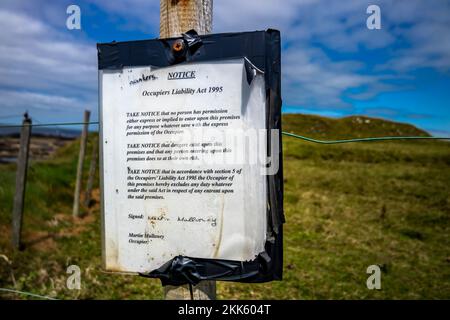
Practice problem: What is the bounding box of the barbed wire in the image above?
[282,131,450,144]
[0,121,449,143]
[0,288,58,300]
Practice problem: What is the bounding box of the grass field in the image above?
[0,114,449,299]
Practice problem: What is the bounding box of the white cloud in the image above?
[212,0,450,108]
[0,0,449,123]
[0,8,97,119]
[282,46,374,108]
[0,89,85,111]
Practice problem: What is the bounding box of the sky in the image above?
[0,0,449,136]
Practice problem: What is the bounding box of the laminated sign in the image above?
[97,30,284,285]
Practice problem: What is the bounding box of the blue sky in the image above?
[0,0,449,136]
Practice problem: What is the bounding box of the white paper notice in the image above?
[100,59,267,273]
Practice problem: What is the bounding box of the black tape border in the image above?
[97,29,284,285]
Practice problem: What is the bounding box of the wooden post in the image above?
[159,0,213,38]
[72,110,90,217]
[159,0,216,300]
[12,114,32,250]
[83,136,98,208]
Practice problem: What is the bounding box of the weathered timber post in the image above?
[159,0,216,300]
[83,135,98,208]
[72,110,90,217]
[160,0,213,38]
[12,113,32,250]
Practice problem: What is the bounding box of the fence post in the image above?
[12,113,32,250]
[83,135,98,208]
[72,110,90,217]
[159,0,216,300]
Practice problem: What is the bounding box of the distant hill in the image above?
[0,124,80,163]
[282,114,430,139]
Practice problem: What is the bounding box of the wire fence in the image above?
[282,131,450,144]
[0,288,58,300]
[1,121,449,144]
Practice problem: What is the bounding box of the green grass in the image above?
[0,115,449,299]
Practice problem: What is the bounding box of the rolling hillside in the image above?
[283,114,430,139]
[0,114,449,299]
